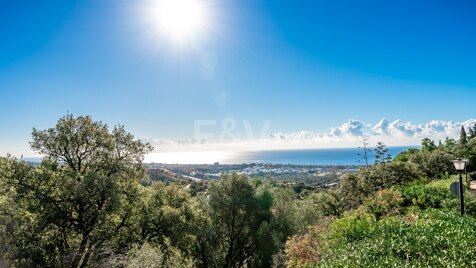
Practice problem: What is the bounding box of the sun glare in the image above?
[152,0,209,43]
[145,151,236,164]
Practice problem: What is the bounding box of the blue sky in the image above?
[1,0,475,156]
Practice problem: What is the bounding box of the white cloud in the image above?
[373,118,390,135]
[146,118,476,152]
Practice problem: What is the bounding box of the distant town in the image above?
[146,163,359,190]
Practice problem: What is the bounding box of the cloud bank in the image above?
[146,118,476,152]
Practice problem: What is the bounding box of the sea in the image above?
[144,146,417,166]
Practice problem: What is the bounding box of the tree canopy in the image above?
[1,114,153,267]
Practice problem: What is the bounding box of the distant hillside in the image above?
[147,168,194,185]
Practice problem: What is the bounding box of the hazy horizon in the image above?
[2,117,474,158]
[18,145,416,165]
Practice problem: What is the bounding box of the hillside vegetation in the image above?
[286,179,476,267]
[285,127,476,267]
[0,114,476,267]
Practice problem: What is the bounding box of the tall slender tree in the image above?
[374,142,392,165]
[374,142,392,187]
[461,126,468,146]
[358,138,371,171]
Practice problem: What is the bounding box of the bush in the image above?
[381,162,421,186]
[394,147,455,179]
[285,226,325,268]
[315,209,476,267]
[328,211,375,244]
[94,242,193,268]
[408,150,454,179]
[364,189,404,220]
[441,194,476,216]
[399,185,454,209]
[126,242,193,268]
[348,162,420,197]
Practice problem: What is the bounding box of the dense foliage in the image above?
[1,116,476,267]
[285,125,476,267]
[316,209,476,267]
[286,180,476,267]
[0,115,324,267]
[1,115,154,267]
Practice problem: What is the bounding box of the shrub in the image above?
[126,242,193,268]
[328,211,375,244]
[441,194,476,216]
[381,162,421,186]
[364,189,404,220]
[409,150,454,179]
[399,185,454,209]
[95,242,193,268]
[285,226,325,268]
[315,209,476,267]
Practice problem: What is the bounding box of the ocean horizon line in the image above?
[13,145,420,165]
[144,146,419,165]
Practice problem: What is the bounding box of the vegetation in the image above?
[284,126,476,267]
[1,115,476,267]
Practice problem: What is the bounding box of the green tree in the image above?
[460,126,468,146]
[438,139,443,149]
[444,137,457,151]
[195,173,273,268]
[0,157,15,267]
[410,150,453,179]
[393,148,420,163]
[314,189,345,217]
[125,242,193,268]
[394,142,454,179]
[374,142,391,165]
[339,173,366,208]
[1,114,153,267]
[138,182,198,257]
[374,142,392,188]
[421,138,437,152]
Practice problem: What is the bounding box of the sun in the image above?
[151,0,209,43]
